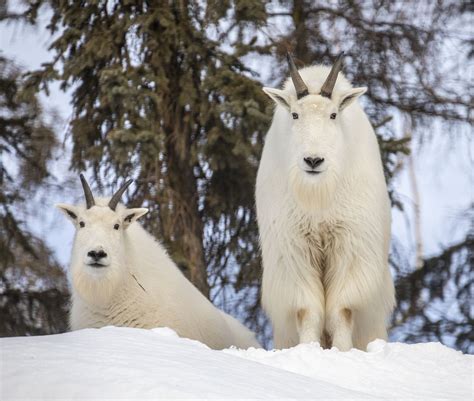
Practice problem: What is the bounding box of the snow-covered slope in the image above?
[1,327,471,400]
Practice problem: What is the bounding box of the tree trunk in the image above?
[163,141,209,297]
[404,117,424,271]
[161,29,209,296]
[142,1,209,298]
[291,0,311,63]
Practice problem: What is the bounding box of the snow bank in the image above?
[225,339,472,400]
[1,327,471,400]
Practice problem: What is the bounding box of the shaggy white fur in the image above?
[256,64,395,351]
[57,197,259,350]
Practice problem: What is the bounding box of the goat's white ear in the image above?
[55,203,79,223]
[122,208,148,228]
[338,87,367,111]
[263,87,291,110]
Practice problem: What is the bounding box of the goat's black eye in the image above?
[330,113,337,119]
[79,221,85,228]
[292,112,299,120]
[114,224,120,230]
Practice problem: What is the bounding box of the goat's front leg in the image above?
[326,307,353,351]
[295,297,324,345]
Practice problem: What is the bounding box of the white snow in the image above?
[1,327,472,400]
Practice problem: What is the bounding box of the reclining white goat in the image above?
[57,175,259,350]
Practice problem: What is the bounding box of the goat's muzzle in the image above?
[86,248,109,268]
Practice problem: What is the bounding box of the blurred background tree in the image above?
[0,0,471,352]
[0,53,68,335]
[23,0,270,300]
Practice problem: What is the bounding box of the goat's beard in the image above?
[288,165,339,212]
[70,261,125,306]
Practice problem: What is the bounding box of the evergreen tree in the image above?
[25,0,270,299]
[392,231,474,353]
[0,53,68,336]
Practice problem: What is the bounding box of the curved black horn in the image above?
[108,179,133,211]
[287,53,309,99]
[320,52,344,99]
[80,174,95,209]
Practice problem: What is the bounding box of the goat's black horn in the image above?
[108,179,133,211]
[320,52,344,98]
[287,52,309,99]
[79,174,95,209]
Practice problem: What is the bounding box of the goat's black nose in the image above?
[304,157,325,169]
[87,250,107,260]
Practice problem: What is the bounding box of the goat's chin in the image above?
[71,263,123,306]
[288,167,338,212]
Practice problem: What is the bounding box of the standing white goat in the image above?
[256,53,395,351]
[57,175,259,350]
